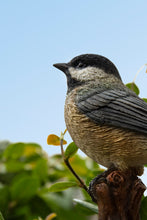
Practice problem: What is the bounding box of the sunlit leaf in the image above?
[3,142,41,159]
[126,82,140,95]
[68,155,89,176]
[23,143,42,156]
[46,213,57,220]
[47,134,67,146]
[3,143,25,159]
[64,142,78,160]
[74,199,98,214]
[48,181,78,192]
[0,212,4,220]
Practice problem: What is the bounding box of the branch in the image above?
[89,169,146,220]
[60,138,88,192]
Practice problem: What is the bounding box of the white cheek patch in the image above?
[69,66,107,81]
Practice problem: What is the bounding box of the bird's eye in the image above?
[77,62,84,68]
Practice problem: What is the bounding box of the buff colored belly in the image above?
[64,90,147,173]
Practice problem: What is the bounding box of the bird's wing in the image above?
[77,89,147,134]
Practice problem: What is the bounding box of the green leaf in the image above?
[68,154,89,177]
[3,142,41,159]
[126,82,140,95]
[5,160,24,172]
[33,158,48,182]
[3,143,25,159]
[0,185,9,213]
[23,143,42,156]
[40,192,73,210]
[0,141,11,156]
[74,199,98,214]
[142,98,147,103]
[0,212,4,220]
[64,142,78,160]
[40,193,88,220]
[11,175,40,201]
[140,196,147,220]
[48,181,78,192]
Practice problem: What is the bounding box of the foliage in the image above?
[126,82,140,95]
[47,134,67,146]
[0,141,101,220]
[140,196,147,220]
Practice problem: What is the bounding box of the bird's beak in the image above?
[53,63,68,73]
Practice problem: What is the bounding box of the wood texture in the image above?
[89,169,146,220]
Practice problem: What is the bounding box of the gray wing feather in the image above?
[77,89,147,134]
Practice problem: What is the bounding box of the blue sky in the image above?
[1,0,147,182]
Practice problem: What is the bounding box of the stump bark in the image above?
[89,169,146,220]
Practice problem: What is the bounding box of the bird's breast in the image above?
[64,88,147,170]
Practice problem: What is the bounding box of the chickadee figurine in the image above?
[53,54,147,176]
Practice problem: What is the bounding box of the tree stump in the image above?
[89,169,146,220]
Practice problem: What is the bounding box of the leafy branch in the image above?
[47,130,88,192]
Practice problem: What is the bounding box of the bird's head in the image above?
[53,54,121,92]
